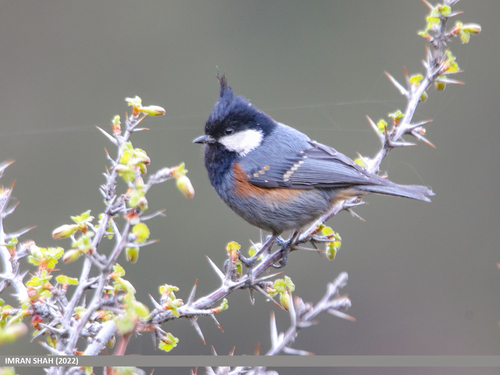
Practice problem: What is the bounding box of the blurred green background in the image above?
[0,1,498,374]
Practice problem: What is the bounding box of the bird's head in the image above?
[193,74,276,157]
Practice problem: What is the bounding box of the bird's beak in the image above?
[193,135,216,144]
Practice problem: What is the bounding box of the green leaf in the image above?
[226,241,241,253]
[112,264,126,278]
[377,119,387,134]
[132,223,150,243]
[219,298,229,312]
[460,29,470,44]
[438,5,451,17]
[283,276,295,292]
[159,332,179,352]
[409,74,423,86]
[71,210,93,224]
[388,110,404,120]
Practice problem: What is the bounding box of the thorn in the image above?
[426,46,433,65]
[435,77,464,85]
[408,119,433,130]
[206,256,225,281]
[441,69,464,75]
[248,288,255,306]
[210,314,224,333]
[448,10,464,17]
[96,126,118,145]
[366,115,379,134]
[149,294,162,310]
[39,323,66,335]
[189,317,206,345]
[270,311,278,347]
[187,279,198,305]
[229,347,236,356]
[0,160,14,176]
[282,347,314,356]
[388,139,417,148]
[6,226,36,240]
[39,341,65,355]
[421,0,434,9]
[327,308,357,322]
[384,72,409,97]
[411,130,436,148]
[254,272,283,283]
[366,116,385,145]
[403,66,410,87]
[140,209,167,221]
[132,127,150,132]
[253,285,283,309]
[254,342,261,355]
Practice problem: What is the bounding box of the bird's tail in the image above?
[357,183,434,202]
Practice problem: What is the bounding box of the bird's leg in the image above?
[273,230,300,268]
[238,234,277,269]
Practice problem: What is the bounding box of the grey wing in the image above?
[248,140,381,189]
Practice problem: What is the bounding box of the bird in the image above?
[194,74,433,264]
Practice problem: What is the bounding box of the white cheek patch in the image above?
[219,129,263,156]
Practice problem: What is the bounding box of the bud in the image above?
[31,315,43,329]
[63,249,81,263]
[132,223,150,243]
[125,96,143,115]
[280,292,291,311]
[124,209,141,225]
[134,301,150,318]
[176,175,195,198]
[1,323,28,343]
[116,277,136,295]
[463,23,482,34]
[326,244,337,260]
[435,81,446,91]
[419,91,428,103]
[116,164,136,183]
[52,224,79,239]
[132,149,150,165]
[29,244,42,259]
[126,247,140,263]
[106,335,116,349]
[111,115,121,136]
[136,197,148,211]
[135,176,145,189]
[141,105,166,117]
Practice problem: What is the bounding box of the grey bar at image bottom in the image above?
[2,356,500,368]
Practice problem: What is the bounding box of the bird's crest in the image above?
[216,71,229,98]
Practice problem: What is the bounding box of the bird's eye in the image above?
[225,128,234,135]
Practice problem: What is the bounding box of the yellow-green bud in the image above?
[141,105,166,117]
[62,249,81,263]
[420,91,428,103]
[134,301,150,318]
[463,23,482,34]
[280,292,291,311]
[116,277,136,295]
[435,81,446,91]
[106,335,116,349]
[126,247,140,263]
[1,323,28,343]
[176,175,195,198]
[52,224,79,239]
